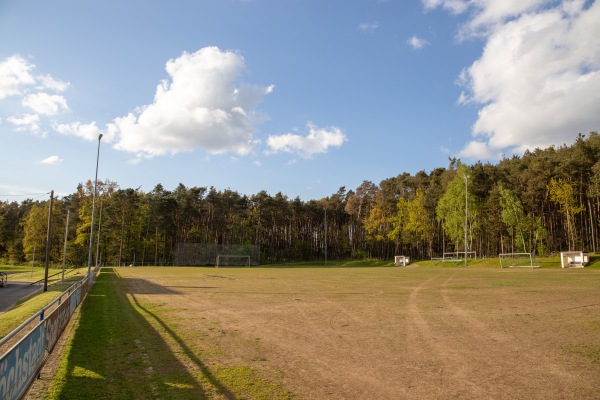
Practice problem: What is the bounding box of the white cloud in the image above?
[0,55,69,100]
[1,55,71,137]
[7,114,41,135]
[39,155,63,165]
[422,0,469,14]
[36,74,70,92]
[52,121,102,141]
[109,46,272,157]
[22,92,69,115]
[359,22,379,32]
[407,35,429,49]
[0,55,35,99]
[266,123,347,158]
[462,0,548,39]
[457,140,501,159]
[428,1,600,160]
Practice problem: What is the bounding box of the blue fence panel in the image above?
[0,323,46,400]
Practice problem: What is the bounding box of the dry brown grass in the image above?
[92,266,600,399]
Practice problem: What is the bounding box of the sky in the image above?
[1,0,599,203]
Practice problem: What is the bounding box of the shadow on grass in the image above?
[130,294,236,399]
[48,267,234,400]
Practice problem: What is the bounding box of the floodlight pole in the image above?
[87,134,103,276]
[96,199,103,267]
[464,174,469,267]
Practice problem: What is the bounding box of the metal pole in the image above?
[44,190,54,292]
[61,209,70,284]
[96,199,103,267]
[464,175,469,267]
[87,134,103,276]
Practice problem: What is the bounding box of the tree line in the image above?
[1,132,599,266]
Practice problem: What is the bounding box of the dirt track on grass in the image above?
[118,267,600,399]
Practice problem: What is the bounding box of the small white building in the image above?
[560,251,589,268]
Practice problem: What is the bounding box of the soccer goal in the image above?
[499,253,540,269]
[215,255,251,268]
[394,255,410,266]
[442,251,476,261]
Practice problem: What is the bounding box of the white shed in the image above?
[560,251,589,268]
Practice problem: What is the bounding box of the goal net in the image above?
[394,255,410,266]
[499,253,539,269]
[216,255,251,268]
[442,251,476,261]
[174,244,260,266]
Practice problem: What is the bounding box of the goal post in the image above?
[394,255,410,266]
[442,251,476,261]
[215,255,251,268]
[499,252,539,269]
[174,244,260,266]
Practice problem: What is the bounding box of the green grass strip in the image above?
[0,283,76,338]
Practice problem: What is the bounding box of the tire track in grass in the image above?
[404,273,490,399]
[277,278,370,397]
[438,274,594,399]
[269,275,408,399]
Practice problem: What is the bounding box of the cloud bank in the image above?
[426,0,600,160]
[102,47,273,158]
[1,48,347,161]
[51,47,346,160]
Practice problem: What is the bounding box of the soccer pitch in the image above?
[45,266,600,399]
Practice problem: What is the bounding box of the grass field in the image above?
[0,266,88,339]
[38,264,600,399]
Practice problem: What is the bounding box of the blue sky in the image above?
[1,0,599,202]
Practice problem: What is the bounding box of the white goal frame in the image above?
[215,255,251,268]
[442,251,476,261]
[394,255,410,266]
[499,252,539,269]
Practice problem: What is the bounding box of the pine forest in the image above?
[1,132,599,267]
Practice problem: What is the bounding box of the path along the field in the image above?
[0,281,42,313]
[49,266,600,399]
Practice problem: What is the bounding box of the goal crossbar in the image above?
[499,253,540,269]
[215,255,251,268]
[394,255,410,266]
[442,251,476,261]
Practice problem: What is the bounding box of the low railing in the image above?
[0,266,101,400]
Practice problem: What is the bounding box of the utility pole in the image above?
[61,209,70,284]
[44,190,54,292]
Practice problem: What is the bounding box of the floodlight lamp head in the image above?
[98,133,103,141]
